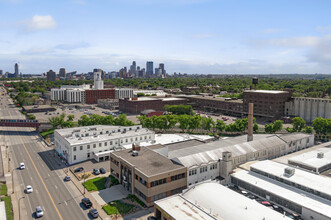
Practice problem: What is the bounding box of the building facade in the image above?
[243,90,292,118]
[85,89,115,104]
[97,99,119,110]
[54,125,155,164]
[115,88,134,99]
[47,70,56,81]
[285,97,331,122]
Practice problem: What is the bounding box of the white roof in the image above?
[140,134,213,147]
[288,144,331,170]
[244,90,289,94]
[155,182,291,220]
[232,170,331,218]
[250,160,331,199]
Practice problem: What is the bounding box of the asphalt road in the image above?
[0,90,92,220]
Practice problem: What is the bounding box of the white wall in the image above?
[188,162,219,186]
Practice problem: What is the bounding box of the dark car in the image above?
[74,167,84,173]
[272,205,284,212]
[81,198,92,208]
[99,168,106,174]
[93,168,100,175]
[64,176,71,181]
[147,217,157,220]
[89,209,99,218]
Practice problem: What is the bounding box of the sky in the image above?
[1,0,331,75]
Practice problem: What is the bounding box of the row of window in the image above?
[151,178,166,187]
[171,173,185,181]
[189,164,218,176]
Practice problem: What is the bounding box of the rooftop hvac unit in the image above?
[284,167,295,177]
[132,151,138,157]
[317,152,324,159]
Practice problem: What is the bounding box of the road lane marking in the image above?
[55,185,58,189]
[48,173,50,177]
[15,128,64,220]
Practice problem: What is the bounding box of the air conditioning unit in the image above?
[132,151,138,157]
[284,167,295,177]
[317,152,324,159]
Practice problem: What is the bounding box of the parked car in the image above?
[93,168,100,175]
[261,201,272,206]
[81,198,92,208]
[272,205,284,212]
[35,206,44,218]
[64,176,71,181]
[89,209,99,218]
[99,168,106,174]
[26,185,33,193]
[74,167,84,173]
[20,162,25,170]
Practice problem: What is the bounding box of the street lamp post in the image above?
[19,196,25,220]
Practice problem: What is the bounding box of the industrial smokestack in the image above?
[247,103,254,142]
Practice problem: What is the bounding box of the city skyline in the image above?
[1,0,331,74]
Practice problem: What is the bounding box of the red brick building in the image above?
[85,89,115,104]
[243,90,292,119]
[119,97,187,114]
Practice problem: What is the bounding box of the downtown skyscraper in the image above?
[146,61,153,76]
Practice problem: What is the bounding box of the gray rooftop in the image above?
[112,146,185,177]
[244,89,289,94]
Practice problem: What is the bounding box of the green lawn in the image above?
[82,177,106,191]
[1,196,13,220]
[127,194,146,208]
[40,129,54,138]
[109,175,119,186]
[0,183,7,196]
[102,201,134,215]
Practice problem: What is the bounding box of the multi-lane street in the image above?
[0,88,92,220]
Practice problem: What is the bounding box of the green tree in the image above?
[216,119,226,132]
[67,115,75,121]
[177,115,190,132]
[291,117,306,132]
[201,117,215,133]
[187,115,202,133]
[312,117,331,135]
[302,126,313,134]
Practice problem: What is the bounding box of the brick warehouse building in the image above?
[119,97,187,114]
[85,89,115,104]
[243,90,292,119]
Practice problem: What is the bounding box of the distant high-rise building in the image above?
[47,70,56,81]
[159,63,165,74]
[130,61,137,77]
[146,61,153,76]
[94,72,104,89]
[0,70,3,78]
[14,63,19,78]
[59,68,66,78]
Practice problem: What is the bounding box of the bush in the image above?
[40,129,54,138]
[27,114,36,120]
[102,201,134,215]
[82,177,106,191]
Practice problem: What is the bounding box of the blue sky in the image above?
[1,0,331,74]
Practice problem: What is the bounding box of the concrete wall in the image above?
[187,162,219,185]
[291,98,331,122]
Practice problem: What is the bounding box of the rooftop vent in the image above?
[317,152,324,159]
[284,167,295,177]
[132,151,139,157]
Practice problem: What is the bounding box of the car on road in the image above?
[35,206,44,218]
[74,167,84,173]
[20,162,25,170]
[81,198,92,208]
[26,185,33,193]
[93,168,100,175]
[99,168,106,174]
[89,209,99,218]
[64,176,71,181]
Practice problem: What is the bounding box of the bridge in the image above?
[0,119,41,128]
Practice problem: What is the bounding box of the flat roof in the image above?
[112,147,185,177]
[232,170,331,218]
[244,89,289,94]
[185,95,243,103]
[288,143,331,170]
[23,105,55,110]
[155,182,291,220]
[250,160,331,199]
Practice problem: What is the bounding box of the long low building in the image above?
[54,125,155,164]
[232,161,331,220]
[154,182,292,220]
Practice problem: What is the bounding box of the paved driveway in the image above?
[91,185,129,206]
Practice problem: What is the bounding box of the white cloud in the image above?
[24,15,57,31]
[261,28,286,34]
[316,25,331,33]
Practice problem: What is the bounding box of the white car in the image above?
[35,206,44,218]
[26,185,33,193]
[20,163,25,170]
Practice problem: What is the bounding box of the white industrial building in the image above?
[54,125,155,164]
[154,181,292,220]
[232,160,331,220]
[93,72,104,89]
[51,84,90,103]
[285,97,331,122]
[151,133,314,185]
[115,88,134,99]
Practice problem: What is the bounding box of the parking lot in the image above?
[69,159,110,179]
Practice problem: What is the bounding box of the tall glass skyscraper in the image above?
[14,63,19,78]
[146,61,153,76]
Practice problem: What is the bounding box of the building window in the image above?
[99,143,102,147]
[87,145,90,149]
[210,164,218,170]
[189,169,197,176]
[73,155,76,160]
[200,166,207,173]
[93,144,96,148]
[151,178,167,187]
[171,173,185,181]
[73,147,77,151]
[110,141,113,145]
[105,142,107,146]
[126,139,128,143]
